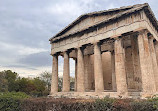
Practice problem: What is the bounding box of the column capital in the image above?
[154,40,158,45]
[76,45,86,51]
[92,40,101,46]
[148,34,154,40]
[63,50,70,55]
[137,29,149,35]
[113,36,122,41]
[51,52,60,57]
[110,50,115,54]
[93,41,100,45]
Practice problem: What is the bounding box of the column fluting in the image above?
[94,42,104,92]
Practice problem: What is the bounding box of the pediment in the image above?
[61,11,126,37]
[50,3,158,42]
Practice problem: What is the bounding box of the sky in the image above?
[0,0,158,77]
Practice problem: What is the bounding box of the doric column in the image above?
[137,30,156,93]
[94,42,104,92]
[62,51,70,92]
[50,54,58,94]
[131,35,142,91]
[154,41,158,68]
[77,47,85,92]
[111,51,116,91]
[149,36,158,91]
[84,55,92,91]
[74,58,77,91]
[114,37,128,95]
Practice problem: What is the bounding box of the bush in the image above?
[0,92,30,111]
[2,94,158,111]
[93,97,115,111]
[131,101,157,111]
[113,99,132,111]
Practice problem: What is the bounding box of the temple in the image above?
[49,3,158,98]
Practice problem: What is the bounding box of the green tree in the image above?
[15,77,35,94]
[0,70,18,92]
[4,70,18,92]
[32,77,46,97]
[40,71,52,91]
[0,71,8,92]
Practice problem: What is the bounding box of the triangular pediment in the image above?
[50,3,158,42]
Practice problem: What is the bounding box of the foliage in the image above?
[0,92,29,111]
[40,71,52,91]
[31,77,46,97]
[0,70,48,97]
[0,70,18,92]
[4,70,18,92]
[131,100,157,111]
[58,77,63,92]
[93,97,116,111]
[22,97,158,111]
[3,95,158,111]
[0,70,76,97]
[113,99,132,111]
[0,72,8,92]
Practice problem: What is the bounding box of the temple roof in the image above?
[49,3,158,42]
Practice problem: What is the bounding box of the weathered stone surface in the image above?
[149,36,158,91]
[138,30,156,93]
[50,3,158,98]
[62,52,70,92]
[74,59,77,91]
[102,52,112,90]
[94,42,104,92]
[111,51,116,91]
[125,46,135,89]
[155,41,158,65]
[50,55,58,94]
[114,38,128,96]
[131,35,142,91]
[77,48,85,92]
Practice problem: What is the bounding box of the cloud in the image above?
[18,51,52,67]
[0,0,157,77]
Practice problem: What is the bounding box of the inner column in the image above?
[114,37,128,96]
[62,51,70,92]
[102,52,112,90]
[77,47,85,92]
[94,42,104,92]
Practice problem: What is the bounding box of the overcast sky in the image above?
[0,0,157,77]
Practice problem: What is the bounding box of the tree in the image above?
[0,70,18,92]
[15,77,35,94]
[40,71,52,91]
[0,71,8,92]
[32,77,46,97]
[4,70,18,92]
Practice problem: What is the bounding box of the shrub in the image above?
[113,99,132,111]
[130,100,157,111]
[92,97,115,111]
[0,92,29,111]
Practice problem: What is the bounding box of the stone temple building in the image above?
[49,3,158,98]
